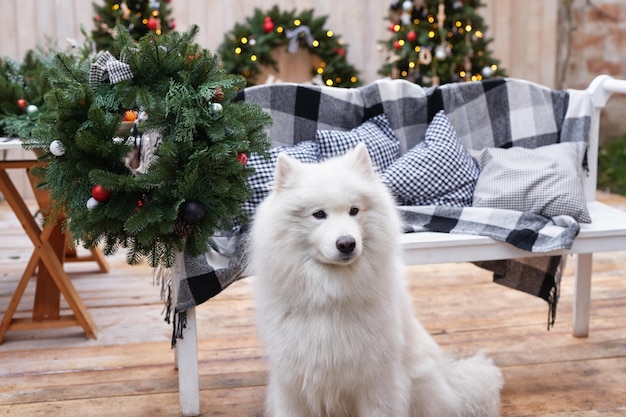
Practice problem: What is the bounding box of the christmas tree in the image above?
[24,26,272,268]
[91,0,176,52]
[379,0,505,86]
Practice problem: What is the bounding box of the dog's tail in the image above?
[443,351,504,417]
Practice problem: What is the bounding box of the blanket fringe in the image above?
[171,310,187,348]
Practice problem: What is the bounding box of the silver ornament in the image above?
[210,102,223,113]
[49,140,65,156]
[26,104,39,116]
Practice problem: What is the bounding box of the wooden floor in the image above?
[1,195,625,417]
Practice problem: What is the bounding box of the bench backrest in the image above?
[239,76,624,205]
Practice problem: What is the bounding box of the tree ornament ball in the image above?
[210,102,223,113]
[86,197,99,210]
[17,99,27,109]
[406,30,417,43]
[394,40,402,50]
[435,47,447,60]
[49,140,65,156]
[181,199,207,224]
[481,66,494,77]
[147,16,159,30]
[263,16,275,33]
[402,0,413,11]
[236,152,248,165]
[91,185,112,203]
[26,104,39,116]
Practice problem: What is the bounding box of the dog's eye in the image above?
[349,207,359,216]
[312,210,327,219]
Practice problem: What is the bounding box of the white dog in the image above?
[249,143,503,417]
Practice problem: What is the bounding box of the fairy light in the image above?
[241,37,248,44]
[491,64,498,71]
[465,24,472,32]
[152,10,159,17]
[393,24,400,32]
[294,19,301,26]
[428,31,435,38]
[234,47,242,55]
[112,3,120,10]
[250,55,257,62]
[428,15,435,23]
[456,21,462,27]
[326,79,334,86]
[409,61,416,68]
[317,67,324,74]
[312,40,319,47]
[277,26,284,34]
[460,70,466,77]
[398,39,405,47]
[475,30,483,38]
[326,30,334,38]
[414,46,421,52]
[350,76,358,83]
[401,70,408,77]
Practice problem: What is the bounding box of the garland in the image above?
[24,26,272,268]
[218,6,361,88]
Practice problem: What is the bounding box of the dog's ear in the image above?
[349,143,375,178]
[274,152,300,191]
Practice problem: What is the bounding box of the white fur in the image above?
[249,143,503,417]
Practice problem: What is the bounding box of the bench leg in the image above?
[174,252,201,416]
[572,253,592,337]
[175,307,201,416]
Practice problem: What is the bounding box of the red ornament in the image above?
[17,99,27,109]
[389,23,397,32]
[333,47,346,57]
[263,16,275,33]
[168,20,176,30]
[147,16,159,31]
[394,40,402,50]
[237,152,248,165]
[91,185,112,203]
[407,31,417,43]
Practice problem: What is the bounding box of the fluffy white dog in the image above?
[249,143,503,417]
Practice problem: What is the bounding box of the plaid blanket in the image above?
[167,78,593,342]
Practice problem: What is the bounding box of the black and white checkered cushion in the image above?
[472,141,591,223]
[382,110,479,207]
[316,114,399,171]
[242,140,319,216]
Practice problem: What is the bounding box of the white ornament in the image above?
[113,136,125,144]
[86,197,99,210]
[49,140,65,156]
[435,47,447,60]
[402,0,413,11]
[481,66,494,77]
[210,102,223,113]
[26,104,39,115]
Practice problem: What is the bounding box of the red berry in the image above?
[17,99,27,109]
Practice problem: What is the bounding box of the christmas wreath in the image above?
[24,26,272,268]
[218,6,361,88]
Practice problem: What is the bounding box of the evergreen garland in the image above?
[378,0,505,86]
[218,6,361,88]
[24,26,272,268]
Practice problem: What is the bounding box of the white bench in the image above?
[172,75,626,416]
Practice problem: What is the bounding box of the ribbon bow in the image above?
[89,51,134,85]
[285,26,314,54]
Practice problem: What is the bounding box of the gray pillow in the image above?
[316,113,399,172]
[381,110,479,207]
[472,142,592,223]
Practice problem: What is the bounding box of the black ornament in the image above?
[180,199,206,224]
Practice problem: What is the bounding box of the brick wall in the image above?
[565,0,626,142]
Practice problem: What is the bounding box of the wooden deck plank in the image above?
[1,196,626,416]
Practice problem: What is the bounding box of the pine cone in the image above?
[214,86,224,103]
[174,218,195,236]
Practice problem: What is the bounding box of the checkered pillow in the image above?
[472,142,591,223]
[242,141,319,216]
[382,110,479,207]
[316,113,399,171]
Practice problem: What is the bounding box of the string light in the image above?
[241,37,248,44]
[326,30,334,38]
[312,40,320,47]
[294,19,301,26]
[250,55,257,62]
[234,47,242,55]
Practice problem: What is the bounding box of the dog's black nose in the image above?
[336,236,356,254]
